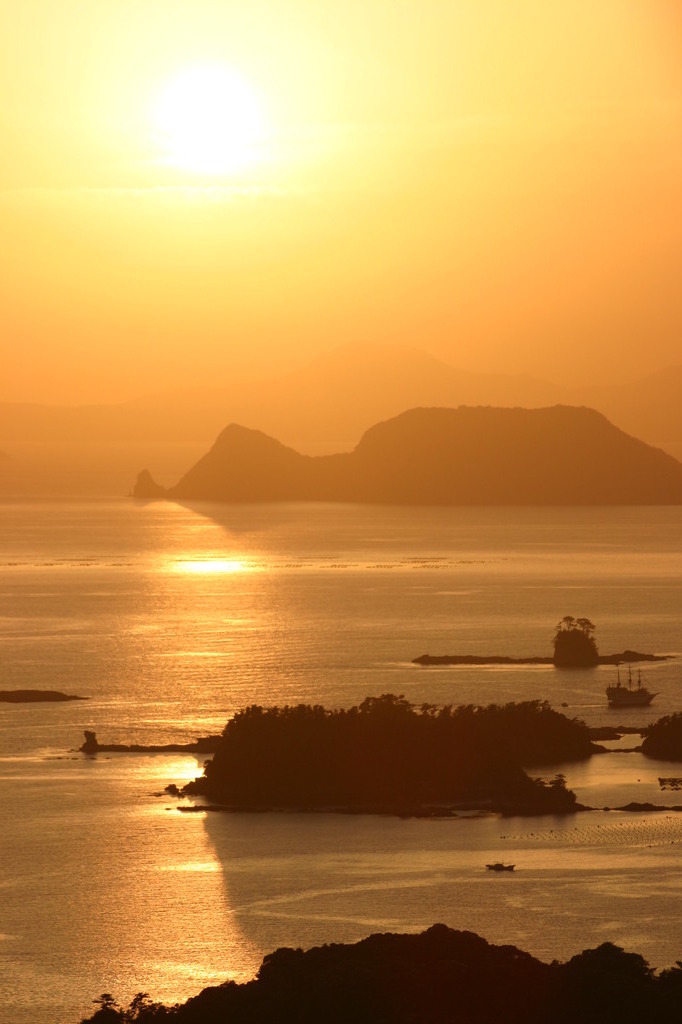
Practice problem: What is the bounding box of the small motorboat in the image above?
[485,862,515,872]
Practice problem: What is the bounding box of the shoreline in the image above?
[170,798,682,818]
[171,799,591,818]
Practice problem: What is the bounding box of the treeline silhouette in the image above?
[182,696,594,813]
[80,924,682,1023]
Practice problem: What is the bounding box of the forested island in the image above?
[176,696,596,816]
[414,616,670,668]
[642,714,682,761]
[413,651,667,666]
[77,694,682,813]
[79,923,682,1024]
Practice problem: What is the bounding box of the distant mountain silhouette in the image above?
[0,343,566,448]
[4,343,682,458]
[578,365,682,452]
[135,406,682,505]
[247,342,568,446]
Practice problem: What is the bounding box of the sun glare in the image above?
[152,64,267,175]
[174,559,249,575]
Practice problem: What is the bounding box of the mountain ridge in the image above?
[3,342,681,453]
[134,405,682,505]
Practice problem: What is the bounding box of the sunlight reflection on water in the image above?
[194,803,682,977]
[172,558,255,574]
[1,500,681,1022]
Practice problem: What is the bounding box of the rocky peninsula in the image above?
[78,730,221,755]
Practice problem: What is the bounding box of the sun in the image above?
[151,64,267,175]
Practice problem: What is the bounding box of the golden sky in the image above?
[1,1,681,403]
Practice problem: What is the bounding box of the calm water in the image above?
[1,499,681,1023]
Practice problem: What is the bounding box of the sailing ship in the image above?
[606,666,657,708]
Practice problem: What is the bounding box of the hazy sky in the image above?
[1,0,680,404]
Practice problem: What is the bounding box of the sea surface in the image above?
[1,498,681,1024]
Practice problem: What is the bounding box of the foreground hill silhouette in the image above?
[134,405,682,504]
[79,924,682,1024]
